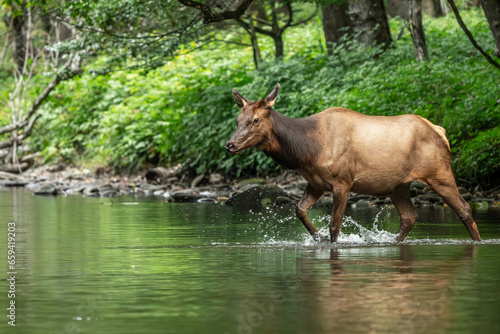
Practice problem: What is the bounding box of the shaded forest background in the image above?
[0,0,499,187]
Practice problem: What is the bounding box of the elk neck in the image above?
[259,109,320,169]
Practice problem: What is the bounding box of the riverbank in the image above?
[0,164,499,211]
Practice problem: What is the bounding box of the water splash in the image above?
[244,207,500,249]
[254,207,399,248]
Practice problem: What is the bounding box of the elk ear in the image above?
[232,90,251,109]
[265,83,280,108]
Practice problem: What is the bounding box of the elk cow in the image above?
[225,84,481,242]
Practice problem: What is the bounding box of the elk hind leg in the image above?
[425,175,481,241]
[391,184,419,242]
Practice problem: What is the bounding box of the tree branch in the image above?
[177,0,254,24]
[446,0,500,71]
[289,6,318,27]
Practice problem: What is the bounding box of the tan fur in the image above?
[226,85,481,242]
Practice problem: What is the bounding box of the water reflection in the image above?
[300,245,479,333]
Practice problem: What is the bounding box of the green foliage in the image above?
[25,9,500,184]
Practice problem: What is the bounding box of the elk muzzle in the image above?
[225,141,239,154]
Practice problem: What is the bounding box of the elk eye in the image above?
[253,118,259,124]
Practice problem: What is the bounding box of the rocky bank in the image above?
[0,164,499,211]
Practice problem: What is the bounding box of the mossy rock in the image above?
[225,185,288,210]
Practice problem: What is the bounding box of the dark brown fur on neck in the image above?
[259,110,319,169]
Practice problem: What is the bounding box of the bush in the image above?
[27,9,500,185]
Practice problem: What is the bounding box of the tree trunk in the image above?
[422,0,448,17]
[481,0,500,57]
[322,1,353,54]
[12,9,26,73]
[467,0,481,8]
[410,0,429,61]
[249,19,263,68]
[274,35,284,58]
[350,0,392,52]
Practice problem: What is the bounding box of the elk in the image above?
[225,83,481,243]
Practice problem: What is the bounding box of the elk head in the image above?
[225,83,280,155]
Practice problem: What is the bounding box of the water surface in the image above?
[1,188,499,334]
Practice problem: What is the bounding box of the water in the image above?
[0,188,499,334]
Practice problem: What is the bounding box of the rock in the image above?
[153,189,165,196]
[275,196,296,207]
[135,188,153,196]
[94,165,110,178]
[352,199,370,208]
[83,185,100,197]
[209,173,224,185]
[462,193,472,201]
[48,164,65,172]
[25,182,39,190]
[145,167,171,183]
[100,189,118,197]
[197,197,217,203]
[236,184,259,192]
[1,180,29,187]
[199,190,217,198]
[72,185,87,193]
[418,194,443,204]
[170,189,200,202]
[225,185,288,210]
[141,184,166,191]
[373,198,388,205]
[457,186,469,195]
[234,178,267,189]
[166,177,179,184]
[411,182,426,190]
[34,184,58,196]
[295,180,308,191]
[191,174,205,188]
[0,171,21,181]
[410,188,425,198]
[348,194,372,203]
[163,191,172,201]
[315,197,332,209]
[474,191,485,198]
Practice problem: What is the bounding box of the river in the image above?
[0,188,499,333]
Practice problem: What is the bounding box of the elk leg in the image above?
[330,184,350,242]
[390,184,419,242]
[296,184,324,241]
[425,176,481,241]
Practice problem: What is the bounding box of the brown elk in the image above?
[225,83,481,243]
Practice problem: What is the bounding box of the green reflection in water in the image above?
[0,188,499,334]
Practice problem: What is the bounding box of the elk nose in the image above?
[225,142,235,153]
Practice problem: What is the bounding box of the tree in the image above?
[409,0,429,61]
[0,2,82,171]
[481,0,500,57]
[422,0,448,17]
[446,0,500,70]
[387,0,428,61]
[350,0,392,53]
[321,0,353,54]
[236,0,318,60]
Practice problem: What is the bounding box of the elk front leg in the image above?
[296,184,324,241]
[391,184,419,242]
[330,184,350,242]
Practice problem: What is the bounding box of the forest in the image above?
[0,0,499,187]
